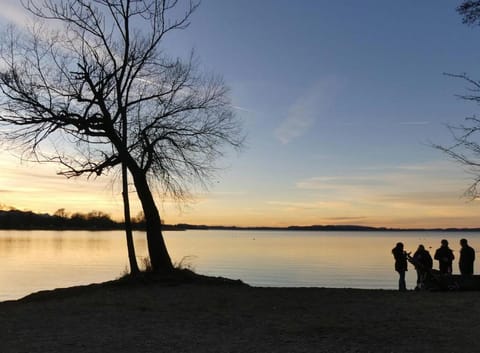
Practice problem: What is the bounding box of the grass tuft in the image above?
[173,255,197,272]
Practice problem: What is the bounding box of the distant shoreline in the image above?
[173,224,480,232]
[2,208,480,232]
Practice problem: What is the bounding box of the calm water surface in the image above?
[1,229,479,301]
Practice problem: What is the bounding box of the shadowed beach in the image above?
[1,277,479,353]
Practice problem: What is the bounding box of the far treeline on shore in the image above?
[1,208,480,232]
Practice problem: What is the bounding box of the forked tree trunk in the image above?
[130,167,174,273]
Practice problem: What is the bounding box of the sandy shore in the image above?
[0,275,479,353]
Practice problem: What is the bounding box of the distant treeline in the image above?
[1,207,480,232]
[0,208,181,231]
[174,224,382,231]
[175,224,480,232]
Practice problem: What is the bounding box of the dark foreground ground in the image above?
[0,275,479,353]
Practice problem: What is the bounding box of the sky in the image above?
[1,1,480,228]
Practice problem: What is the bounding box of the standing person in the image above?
[434,239,455,274]
[392,242,408,291]
[459,238,475,275]
[412,244,433,288]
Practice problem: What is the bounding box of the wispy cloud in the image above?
[376,191,463,207]
[292,160,469,205]
[324,216,367,222]
[296,176,388,190]
[352,160,466,176]
[0,2,29,26]
[274,77,343,144]
[232,105,255,114]
[398,121,430,126]
[266,200,350,211]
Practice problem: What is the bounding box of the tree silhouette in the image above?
[434,2,480,198]
[458,1,480,25]
[0,0,243,272]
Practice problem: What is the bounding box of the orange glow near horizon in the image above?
[3,2,480,231]
[0,152,480,229]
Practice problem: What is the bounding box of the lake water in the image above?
[1,229,479,301]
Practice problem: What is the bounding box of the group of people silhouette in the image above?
[392,239,476,291]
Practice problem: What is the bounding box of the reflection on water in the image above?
[0,230,149,301]
[0,230,479,301]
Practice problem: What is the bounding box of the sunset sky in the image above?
[1,1,480,228]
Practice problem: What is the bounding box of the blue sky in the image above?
[1,1,480,228]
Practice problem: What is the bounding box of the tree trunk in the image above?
[122,161,140,274]
[130,167,174,273]
[121,110,140,274]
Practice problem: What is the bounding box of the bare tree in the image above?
[458,1,480,25]
[434,2,480,199]
[434,73,480,198]
[0,0,243,273]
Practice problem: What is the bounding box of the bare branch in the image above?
[1,0,243,198]
[0,0,243,271]
[435,73,480,199]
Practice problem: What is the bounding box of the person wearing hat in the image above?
[434,239,455,274]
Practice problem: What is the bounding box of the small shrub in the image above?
[141,257,153,272]
[173,255,197,272]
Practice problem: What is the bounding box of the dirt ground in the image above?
[0,278,479,353]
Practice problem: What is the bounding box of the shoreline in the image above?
[1,275,480,352]
[3,207,480,232]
